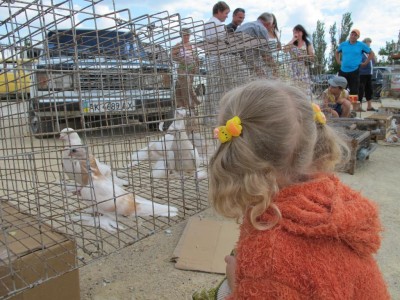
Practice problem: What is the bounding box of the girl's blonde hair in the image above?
[209,80,349,230]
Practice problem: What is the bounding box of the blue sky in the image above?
[1,0,399,59]
[118,0,400,56]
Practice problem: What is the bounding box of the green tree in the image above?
[378,40,396,65]
[328,22,338,73]
[328,12,353,73]
[312,20,327,74]
[339,12,353,43]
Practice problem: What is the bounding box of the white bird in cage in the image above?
[60,128,129,192]
[68,146,178,232]
[127,108,207,179]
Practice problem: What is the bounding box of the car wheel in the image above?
[138,114,161,131]
[28,112,55,138]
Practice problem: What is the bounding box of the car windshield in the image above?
[313,74,334,82]
[373,68,391,80]
[47,29,148,59]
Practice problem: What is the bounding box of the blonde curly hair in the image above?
[208,80,349,230]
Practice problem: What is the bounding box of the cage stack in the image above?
[0,0,324,298]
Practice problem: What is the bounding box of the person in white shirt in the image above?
[202,1,231,127]
[203,1,230,41]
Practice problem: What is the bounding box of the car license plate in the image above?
[83,100,136,113]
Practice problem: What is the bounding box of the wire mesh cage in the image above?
[0,1,326,298]
[195,23,322,120]
[377,67,400,99]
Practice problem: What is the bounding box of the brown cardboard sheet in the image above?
[172,216,240,274]
[0,202,80,300]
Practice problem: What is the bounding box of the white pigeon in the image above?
[188,131,217,165]
[127,108,206,179]
[127,132,176,177]
[69,147,179,232]
[60,128,129,191]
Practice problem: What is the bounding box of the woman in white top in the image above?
[266,13,282,77]
[172,28,200,108]
[268,13,281,50]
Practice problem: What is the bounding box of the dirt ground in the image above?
[1,99,398,299]
[79,107,400,300]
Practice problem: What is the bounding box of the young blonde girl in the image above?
[208,80,389,299]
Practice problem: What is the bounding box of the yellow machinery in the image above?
[0,58,31,99]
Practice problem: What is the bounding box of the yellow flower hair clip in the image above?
[213,116,242,143]
[312,103,326,125]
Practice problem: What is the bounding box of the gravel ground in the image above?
[79,140,400,300]
[2,100,398,299]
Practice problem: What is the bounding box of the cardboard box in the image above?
[172,216,240,274]
[0,202,80,300]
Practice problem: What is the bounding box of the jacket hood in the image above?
[263,174,382,256]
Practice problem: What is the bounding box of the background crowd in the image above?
[173,1,377,120]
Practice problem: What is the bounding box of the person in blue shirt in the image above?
[335,29,373,112]
[236,12,274,76]
[236,12,272,43]
[358,37,377,111]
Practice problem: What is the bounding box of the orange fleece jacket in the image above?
[229,174,390,299]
